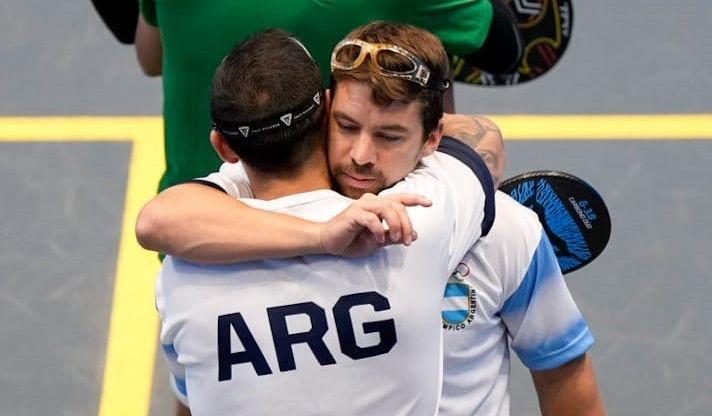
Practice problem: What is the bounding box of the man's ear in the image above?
[324,89,332,111]
[323,89,332,125]
[419,118,444,158]
[210,130,240,163]
[321,89,333,139]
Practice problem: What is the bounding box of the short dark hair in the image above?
[210,29,324,175]
[332,22,449,137]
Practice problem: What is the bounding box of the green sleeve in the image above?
[139,0,158,27]
[414,0,494,54]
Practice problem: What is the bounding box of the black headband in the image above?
[213,91,321,139]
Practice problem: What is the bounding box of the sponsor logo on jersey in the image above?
[441,263,477,331]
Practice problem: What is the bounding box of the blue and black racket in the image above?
[499,170,611,274]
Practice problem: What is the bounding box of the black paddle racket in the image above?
[452,0,573,86]
[499,170,611,274]
[90,0,138,44]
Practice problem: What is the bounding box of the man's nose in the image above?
[349,133,376,166]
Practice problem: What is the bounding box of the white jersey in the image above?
[438,192,595,416]
[157,150,492,416]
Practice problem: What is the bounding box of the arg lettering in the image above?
[217,291,396,380]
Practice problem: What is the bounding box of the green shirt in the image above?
[140,0,493,191]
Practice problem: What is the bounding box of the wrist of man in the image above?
[308,221,330,255]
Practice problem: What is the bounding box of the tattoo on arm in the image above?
[470,115,500,141]
[476,148,501,186]
[444,116,498,146]
[444,115,504,186]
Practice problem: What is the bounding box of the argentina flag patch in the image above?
[442,263,477,331]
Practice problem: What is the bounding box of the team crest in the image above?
[441,263,477,331]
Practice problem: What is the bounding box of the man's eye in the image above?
[377,133,401,141]
[339,124,358,132]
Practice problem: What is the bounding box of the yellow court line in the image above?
[0,116,161,141]
[0,116,165,416]
[0,113,711,416]
[96,127,165,416]
[1,114,711,142]
[487,114,712,140]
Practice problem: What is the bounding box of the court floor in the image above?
[1,115,711,415]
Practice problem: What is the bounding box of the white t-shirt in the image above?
[157,151,489,416]
[438,192,595,416]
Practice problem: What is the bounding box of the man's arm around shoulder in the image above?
[136,183,427,263]
[136,183,324,263]
[442,113,506,187]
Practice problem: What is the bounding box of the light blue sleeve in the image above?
[500,233,595,370]
[156,260,189,406]
[161,342,189,406]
